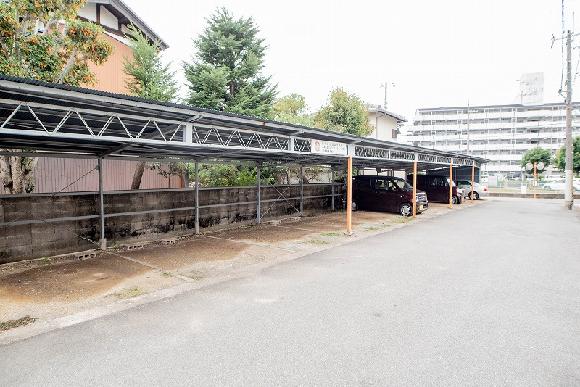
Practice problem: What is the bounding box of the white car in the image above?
[543,181,565,191]
[456,180,489,200]
[543,180,580,192]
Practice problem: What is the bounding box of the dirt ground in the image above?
[0,199,483,329]
[0,256,147,303]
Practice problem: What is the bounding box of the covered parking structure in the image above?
[0,75,486,254]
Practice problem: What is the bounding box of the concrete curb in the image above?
[489,192,580,199]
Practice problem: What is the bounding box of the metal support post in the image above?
[194,161,200,234]
[97,157,106,250]
[257,163,261,224]
[288,136,295,152]
[299,165,304,215]
[346,156,353,235]
[412,153,418,217]
[449,158,453,209]
[183,123,193,144]
[331,167,335,211]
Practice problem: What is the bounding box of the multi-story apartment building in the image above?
[407,102,580,177]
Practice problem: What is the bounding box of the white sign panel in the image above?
[310,139,348,156]
[519,72,544,105]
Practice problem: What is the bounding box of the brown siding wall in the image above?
[86,34,133,94]
[21,158,183,194]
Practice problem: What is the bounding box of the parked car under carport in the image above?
[407,174,461,204]
[352,175,428,216]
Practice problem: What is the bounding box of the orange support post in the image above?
[533,162,537,199]
[346,156,353,235]
[471,161,475,201]
[412,153,418,217]
[449,158,453,209]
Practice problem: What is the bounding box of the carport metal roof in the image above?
[0,75,486,170]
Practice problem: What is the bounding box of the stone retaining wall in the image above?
[0,184,343,263]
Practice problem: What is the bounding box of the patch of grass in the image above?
[393,217,412,224]
[364,225,383,231]
[162,271,172,278]
[0,316,37,332]
[39,257,52,265]
[320,232,341,237]
[305,239,330,245]
[115,287,144,299]
[186,270,205,281]
[364,223,393,231]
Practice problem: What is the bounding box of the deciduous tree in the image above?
[0,0,112,193]
[554,136,580,174]
[272,94,314,126]
[314,88,373,137]
[520,147,551,171]
[0,0,111,86]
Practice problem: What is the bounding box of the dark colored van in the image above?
[353,175,428,216]
[407,174,460,204]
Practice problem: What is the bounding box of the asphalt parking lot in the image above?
[1,198,578,385]
[0,204,460,328]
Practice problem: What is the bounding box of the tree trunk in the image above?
[182,170,189,188]
[56,48,78,84]
[0,151,38,194]
[0,154,11,194]
[131,161,146,190]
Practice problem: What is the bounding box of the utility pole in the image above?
[564,29,574,210]
[380,82,393,109]
[384,82,388,108]
[375,104,380,140]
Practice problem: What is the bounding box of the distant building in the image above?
[78,0,168,94]
[367,105,406,141]
[360,106,407,177]
[407,102,580,177]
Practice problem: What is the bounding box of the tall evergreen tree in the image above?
[184,8,277,118]
[123,25,178,189]
[123,25,177,103]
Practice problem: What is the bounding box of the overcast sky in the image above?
[124,0,580,122]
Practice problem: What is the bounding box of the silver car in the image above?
[456,180,488,200]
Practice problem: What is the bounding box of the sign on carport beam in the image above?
[310,139,348,156]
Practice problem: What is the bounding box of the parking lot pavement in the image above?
[1,206,464,329]
[1,198,578,385]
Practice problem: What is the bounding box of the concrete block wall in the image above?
[0,184,343,263]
